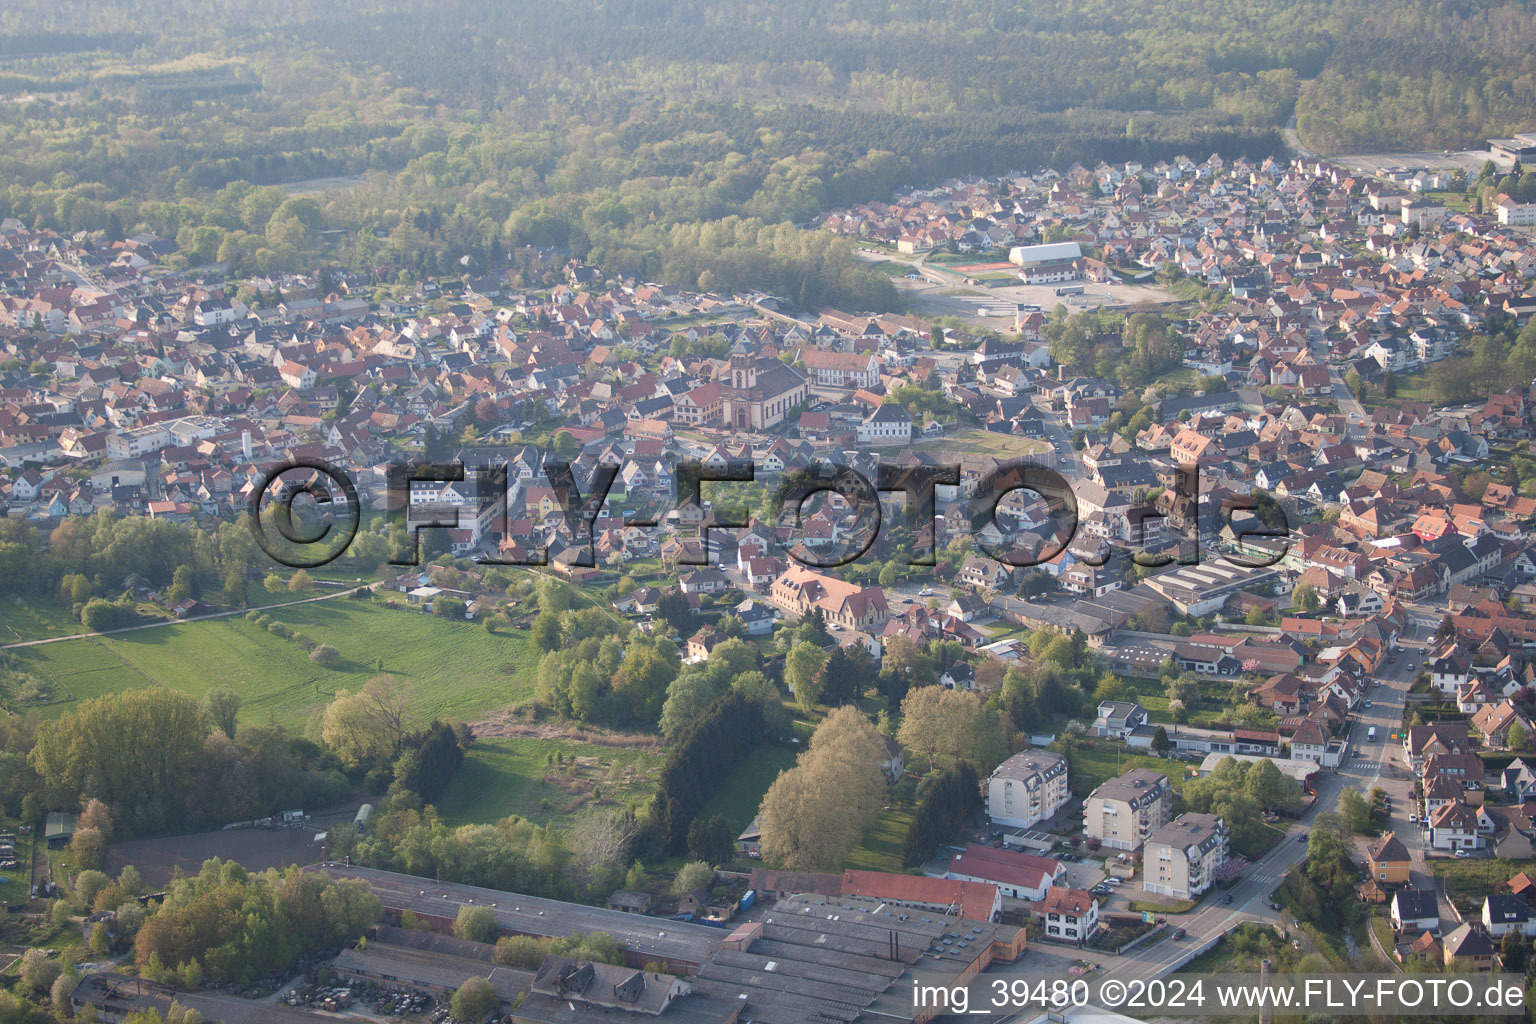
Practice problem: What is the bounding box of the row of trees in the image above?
[133,860,381,985]
[640,690,767,858]
[758,707,888,871]
[332,794,636,902]
[23,679,468,836]
[901,764,984,868]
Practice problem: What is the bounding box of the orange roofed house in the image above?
[769,565,891,631]
[1039,887,1100,946]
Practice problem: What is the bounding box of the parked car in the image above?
[1455,849,1470,858]
[1297,832,1308,843]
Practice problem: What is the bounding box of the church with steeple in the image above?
[720,353,809,431]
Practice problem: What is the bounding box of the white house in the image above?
[1040,887,1099,945]
[1482,894,1536,938]
[857,403,913,446]
[1390,889,1440,934]
[944,844,1065,902]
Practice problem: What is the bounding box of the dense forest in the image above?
[0,0,1527,304]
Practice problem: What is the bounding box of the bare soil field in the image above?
[107,826,327,887]
[468,711,665,749]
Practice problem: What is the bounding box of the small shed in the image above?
[736,818,763,858]
[46,811,76,849]
[607,890,653,914]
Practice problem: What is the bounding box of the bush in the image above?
[450,976,497,1022]
[672,860,714,898]
[80,596,139,632]
[454,904,499,943]
[494,935,547,969]
[19,949,60,994]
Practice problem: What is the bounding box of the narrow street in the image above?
[1330,366,1367,424]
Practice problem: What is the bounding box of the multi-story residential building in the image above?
[986,750,1070,829]
[767,565,891,631]
[1143,813,1228,900]
[1083,768,1172,852]
[1427,800,1489,852]
[1495,193,1536,227]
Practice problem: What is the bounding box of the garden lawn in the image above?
[1233,821,1288,862]
[845,808,915,873]
[695,743,798,839]
[1432,856,1536,912]
[13,599,539,729]
[433,735,664,827]
[1062,742,1194,798]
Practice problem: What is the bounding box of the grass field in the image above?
[1360,368,1437,408]
[0,597,90,644]
[696,744,798,839]
[11,599,540,729]
[1432,855,1532,911]
[845,807,915,873]
[1062,741,1197,798]
[911,428,1050,460]
[434,735,664,827]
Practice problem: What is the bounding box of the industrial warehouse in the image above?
[302,864,1026,1024]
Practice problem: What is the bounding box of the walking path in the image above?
[0,584,372,650]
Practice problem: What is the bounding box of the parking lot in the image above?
[1060,858,1107,892]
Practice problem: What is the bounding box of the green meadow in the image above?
[12,599,540,729]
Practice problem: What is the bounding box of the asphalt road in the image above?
[1330,366,1367,425]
